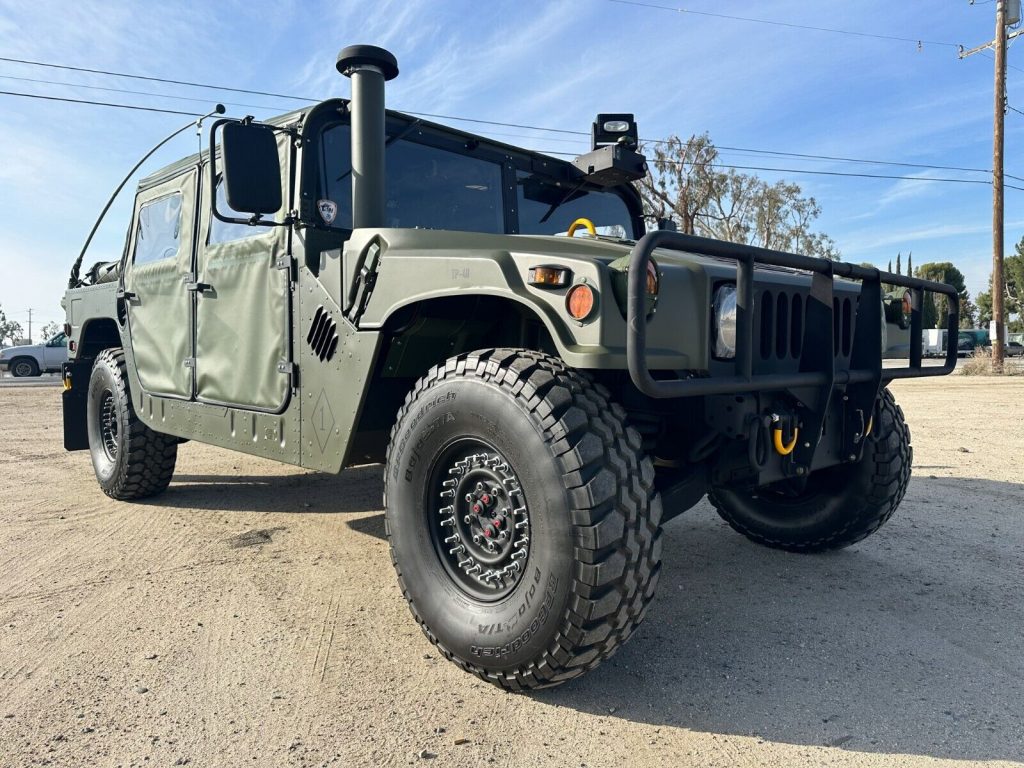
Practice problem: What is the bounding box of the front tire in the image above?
[87,348,177,500]
[709,388,911,553]
[385,349,662,691]
[11,358,39,377]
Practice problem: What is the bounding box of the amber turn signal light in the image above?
[528,265,572,288]
[566,284,596,320]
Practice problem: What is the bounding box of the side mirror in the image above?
[219,121,282,217]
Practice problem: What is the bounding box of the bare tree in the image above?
[0,305,25,346]
[637,134,840,260]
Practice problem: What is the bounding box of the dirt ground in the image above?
[1,378,1022,768]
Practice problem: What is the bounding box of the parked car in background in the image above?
[0,333,68,376]
[1006,340,1024,357]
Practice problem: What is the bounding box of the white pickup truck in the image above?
[0,333,68,377]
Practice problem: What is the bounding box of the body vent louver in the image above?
[307,305,339,362]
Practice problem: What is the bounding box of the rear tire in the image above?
[11,358,39,377]
[709,388,911,553]
[87,348,177,500]
[385,349,662,690]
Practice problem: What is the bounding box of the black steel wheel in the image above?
[86,348,178,500]
[709,388,911,552]
[428,440,531,601]
[385,348,662,691]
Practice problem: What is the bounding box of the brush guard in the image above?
[626,231,959,476]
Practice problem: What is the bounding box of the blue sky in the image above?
[1,0,1021,338]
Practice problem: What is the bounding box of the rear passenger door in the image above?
[122,170,198,399]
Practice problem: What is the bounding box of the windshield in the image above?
[318,124,504,234]
[315,122,637,239]
[516,171,636,239]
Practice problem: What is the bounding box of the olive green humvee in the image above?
[61,45,958,690]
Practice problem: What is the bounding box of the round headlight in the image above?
[713,283,737,359]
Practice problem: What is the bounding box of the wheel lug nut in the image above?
[464,515,472,524]
[473,534,482,545]
[465,493,473,503]
[475,482,484,493]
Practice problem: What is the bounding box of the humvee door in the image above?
[122,170,197,399]
[192,144,292,412]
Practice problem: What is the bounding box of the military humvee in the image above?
[61,45,959,690]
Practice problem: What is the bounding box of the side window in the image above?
[47,333,66,347]
[209,176,267,245]
[134,193,182,266]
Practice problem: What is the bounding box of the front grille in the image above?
[755,289,857,363]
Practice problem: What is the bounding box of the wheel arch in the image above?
[346,294,560,466]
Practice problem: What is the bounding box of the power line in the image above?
[602,0,962,48]
[537,147,1024,190]
[0,73,293,113]
[4,54,1019,180]
[1,88,1019,191]
[0,89,199,116]
[0,55,317,103]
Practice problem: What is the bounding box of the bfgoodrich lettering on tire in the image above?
[385,348,662,691]
[86,348,178,500]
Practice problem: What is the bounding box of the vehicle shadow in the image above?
[150,464,384,515]
[538,476,1024,762]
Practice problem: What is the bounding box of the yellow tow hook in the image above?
[62,374,72,391]
[566,217,596,238]
[865,414,874,437]
[771,414,799,456]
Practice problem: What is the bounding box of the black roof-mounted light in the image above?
[573,112,647,187]
[592,113,638,151]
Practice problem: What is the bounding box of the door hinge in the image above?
[183,357,195,369]
[275,254,292,270]
[185,282,213,293]
[277,360,295,375]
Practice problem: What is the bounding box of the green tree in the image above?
[914,262,970,329]
[895,252,902,276]
[0,305,25,346]
[906,252,913,277]
[638,134,840,260]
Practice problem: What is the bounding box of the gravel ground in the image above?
[0,378,1022,767]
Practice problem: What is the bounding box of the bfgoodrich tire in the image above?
[385,349,662,691]
[709,388,911,553]
[87,348,177,500]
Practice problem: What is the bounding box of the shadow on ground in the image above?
[157,463,1024,761]
[152,465,384,515]
[539,476,1024,762]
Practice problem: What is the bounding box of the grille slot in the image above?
[306,305,339,362]
[754,288,856,363]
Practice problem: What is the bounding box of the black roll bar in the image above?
[626,231,959,399]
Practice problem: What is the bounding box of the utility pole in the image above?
[959,0,1021,370]
[993,0,1008,371]
[26,308,32,345]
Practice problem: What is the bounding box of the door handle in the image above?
[186,282,213,294]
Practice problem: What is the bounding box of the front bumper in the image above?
[626,231,959,481]
[0,360,10,372]
[627,231,958,399]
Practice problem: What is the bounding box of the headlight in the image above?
[713,283,737,359]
